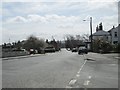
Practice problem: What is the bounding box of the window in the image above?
[113,41,118,44]
[106,36,108,39]
[114,32,117,37]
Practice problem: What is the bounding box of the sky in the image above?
[1,0,119,44]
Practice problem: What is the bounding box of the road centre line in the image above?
[69,79,77,85]
[77,60,87,74]
[66,56,87,88]
[83,75,92,86]
[88,76,92,79]
[84,80,90,86]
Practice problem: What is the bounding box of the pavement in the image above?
[102,53,120,60]
[2,49,118,88]
[2,54,46,60]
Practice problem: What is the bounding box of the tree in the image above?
[81,34,89,42]
[112,43,120,53]
[65,35,75,49]
[93,38,112,53]
[64,34,87,49]
[15,40,22,50]
[23,35,46,51]
[46,39,49,44]
[100,40,112,53]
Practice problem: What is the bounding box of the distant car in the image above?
[78,46,88,54]
[44,47,55,53]
[38,48,45,54]
[29,49,35,54]
[66,48,71,51]
[72,48,78,52]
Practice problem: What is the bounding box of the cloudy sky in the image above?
[1,0,119,44]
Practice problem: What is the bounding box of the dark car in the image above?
[72,48,78,52]
[78,46,88,54]
[44,47,55,53]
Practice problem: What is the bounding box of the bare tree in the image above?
[65,34,87,49]
[81,34,89,41]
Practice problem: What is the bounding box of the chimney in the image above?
[113,26,115,29]
[96,25,99,32]
[99,22,103,31]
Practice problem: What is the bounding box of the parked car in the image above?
[78,46,88,54]
[72,48,78,52]
[38,48,45,54]
[29,49,35,54]
[44,47,55,53]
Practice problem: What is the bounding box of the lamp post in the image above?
[83,17,93,51]
[90,17,93,52]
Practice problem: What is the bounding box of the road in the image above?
[2,49,118,88]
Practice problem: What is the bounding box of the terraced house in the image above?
[108,24,120,45]
[92,23,111,42]
[92,23,120,45]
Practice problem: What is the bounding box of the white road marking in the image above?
[84,80,90,86]
[115,57,120,59]
[69,79,77,85]
[83,76,92,86]
[88,76,92,79]
[66,86,72,88]
[66,55,87,88]
[77,60,87,74]
[109,64,117,66]
[76,74,80,77]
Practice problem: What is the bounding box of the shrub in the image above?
[93,39,112,53]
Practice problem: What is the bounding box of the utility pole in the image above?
[90,17,93,52]
[83,17,93,51]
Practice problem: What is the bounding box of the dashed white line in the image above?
[88,76,92,79]
[66,59,87,88]
[84,80,90,86]
[77,60,87,74]
[66,86,72,88]
[83,76,92,86]
[76,74,80,77]
[69,79,77,85]
[115,57,120,59]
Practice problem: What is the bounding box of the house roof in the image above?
[108,24,120,32]
[92,30,110,36]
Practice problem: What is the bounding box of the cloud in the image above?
[100,15,118,30]
[2,1,118,19]
[2,0,87,2]
[6,16,27,23]
[86,1,118,12]
[27,15,47,23]
[88,0,118,2]
[2,0,119,2]
[2,1,118,44]
[5,14,82,24]
[57,24,74,29]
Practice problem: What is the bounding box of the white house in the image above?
[92,30,111,42]
[108,24,120,45]
[92,23,111,42]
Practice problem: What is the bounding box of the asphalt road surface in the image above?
[2,49,118,88]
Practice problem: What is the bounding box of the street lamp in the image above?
[83,17,93,52]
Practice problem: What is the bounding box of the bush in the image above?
[93,39,112,53]
[113,44,120,53]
